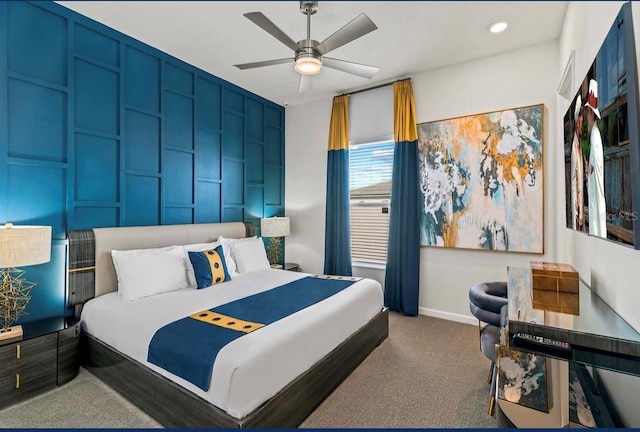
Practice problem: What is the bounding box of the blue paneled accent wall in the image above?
[0,2,285,323]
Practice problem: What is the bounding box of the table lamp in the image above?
[260,217,290,267]
[0,223,52,340]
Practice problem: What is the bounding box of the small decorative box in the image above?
[530,261,580,315]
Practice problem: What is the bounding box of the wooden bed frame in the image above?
[67,222,389,428]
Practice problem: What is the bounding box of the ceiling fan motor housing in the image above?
[295,39,321,60]
[295,39,322,75]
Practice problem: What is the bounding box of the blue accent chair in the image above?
[469,281,508,416]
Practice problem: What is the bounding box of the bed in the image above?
[68,222,388,428]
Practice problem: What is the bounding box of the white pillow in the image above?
[218,236,256,276]
[232,237,271,274]
[181,241,220,288]
[111,245,190,301]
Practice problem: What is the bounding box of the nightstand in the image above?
[0,316,80,410]
[283,262,299,272]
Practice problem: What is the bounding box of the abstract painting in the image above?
[417,104,544,253]
[497,345,549,413]
[506,267,544,324]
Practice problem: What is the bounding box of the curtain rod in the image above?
[340,77,410,97]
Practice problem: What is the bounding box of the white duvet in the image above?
[81,268,383,419]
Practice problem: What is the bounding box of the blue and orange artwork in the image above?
[417,104,544,253]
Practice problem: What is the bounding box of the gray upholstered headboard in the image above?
[67,222,254,315]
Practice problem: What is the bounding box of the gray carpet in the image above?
[0,313,497,428]
[0,367,161,428]
[301,312,498,428]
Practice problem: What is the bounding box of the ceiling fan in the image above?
[234,1,379,92]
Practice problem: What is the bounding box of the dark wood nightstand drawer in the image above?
[0,362,57,408]
[0,333,57,374]
[0,318,79,410]
[57,323,80,385]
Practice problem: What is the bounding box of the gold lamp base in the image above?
[0,325,23,341]
[267,237,283,266]
[1,266,35,342]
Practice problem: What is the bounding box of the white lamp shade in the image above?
[0,224,52,267]
[260,217,290,237]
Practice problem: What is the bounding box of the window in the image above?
[348,84,393,265]
[349,141,394,264]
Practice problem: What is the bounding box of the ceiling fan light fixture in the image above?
[295,56,322,75]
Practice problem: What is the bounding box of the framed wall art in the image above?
[417,104,544,253]
[562,2,640,248]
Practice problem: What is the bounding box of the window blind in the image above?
[349,141,394,264]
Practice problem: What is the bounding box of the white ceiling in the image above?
[56,1,569,107]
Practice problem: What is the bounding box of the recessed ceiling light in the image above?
[489,22,508,33]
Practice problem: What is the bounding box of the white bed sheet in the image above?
[81,268,383,419]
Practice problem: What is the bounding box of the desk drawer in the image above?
[0,334,57,374]
[0,362,57,409]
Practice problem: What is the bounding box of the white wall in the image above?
[559,2,640,427]
[286,40,559,324]
[284,97,333,275]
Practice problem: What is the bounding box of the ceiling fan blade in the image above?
[315,14,378,56]
[298,74,314,93]
[243,12,300,52]
[322,57,379,79]
[234,58,293,70]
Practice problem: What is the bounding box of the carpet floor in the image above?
[0,312,498,428]
[0,367,161,428]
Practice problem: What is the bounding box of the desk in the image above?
[496,267,640,427]
[507,267,640,375]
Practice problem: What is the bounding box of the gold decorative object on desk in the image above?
[530,261,579,315]
[260,217,290,267]
[0,223,52,341]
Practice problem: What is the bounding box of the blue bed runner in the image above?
[147,275,360,391]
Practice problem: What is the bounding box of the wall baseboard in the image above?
[418,307,477,326]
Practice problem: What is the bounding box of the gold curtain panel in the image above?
[327,95,350,151]
[393,80,418,143]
